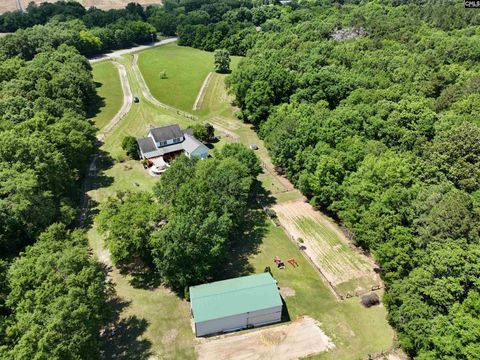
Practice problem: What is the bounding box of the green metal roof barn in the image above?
[190,273,283,336]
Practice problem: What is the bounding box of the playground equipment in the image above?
[274,256,285,269]
[287,258,299,267]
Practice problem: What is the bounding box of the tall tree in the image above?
[1,224,108,359]
[214,49,231,73]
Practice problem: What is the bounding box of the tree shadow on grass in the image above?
[118,264,162,290]
[77,150,114,229]
[103,316,152,360]
[87,81,107,119]
[255,180,277,208]
[101,296,153,360]
[89,150,115,191]
[217,202,269,280]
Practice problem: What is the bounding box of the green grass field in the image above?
[87,162,195,359]
[137,44,241,112]
[86,43,396,359]
[102,55,201,160]
[90,61,123,130]
[250,224,394,360]
[296,217,378,294]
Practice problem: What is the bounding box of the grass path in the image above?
[192,72,213,111]
[90,61,124,130]
[86,47,197,359]
[96,61,133,142]
[86,43,397,360]
[137,44,241,112]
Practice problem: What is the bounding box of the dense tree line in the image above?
[98,144,261,294]
[153,0,292,55]
[0,45,96,253]
[227,1,480,358]
[0,1,148,32]
[0,0,288,58]
[0,39,107,359]
[0,224,109,359]
[0,0,289,57]
[0,18,156,59]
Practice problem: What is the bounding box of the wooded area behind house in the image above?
[225,2,480,359]
[0,0,479,359]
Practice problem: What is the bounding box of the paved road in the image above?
[89,37,178,64]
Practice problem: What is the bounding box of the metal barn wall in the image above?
[195,305,282,337]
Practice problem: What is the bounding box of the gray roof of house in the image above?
[183,133,208,154]
[137,137,157,154]
[158,143,184,155]
[149,124,183,143]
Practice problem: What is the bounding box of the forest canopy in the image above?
[226,1,480,358]
[0,0,479,358]
[98,144,261,294]
[0,21,106,360]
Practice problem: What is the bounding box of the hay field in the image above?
[0,0,162,14]
[273,200,381,297]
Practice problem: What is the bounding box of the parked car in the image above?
[249,144,258,150]
[133,96,139,103]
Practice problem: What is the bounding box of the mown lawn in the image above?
[87,161,195,359]
[102,56,199,160]
[90,61,123,130]
[250,224,395,360]
[137,44,241,112]
[88,43,395,360]
[192,52,396,358]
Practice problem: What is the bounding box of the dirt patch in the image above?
[84,0,162,9]
[273,200,380,298]
[0,1,18,13]
[0,0,163,13]
[195,316,334,360]
[162,328,178,345]
[209,121,240,141]
[210,116,240,130]
[279,287,295,298]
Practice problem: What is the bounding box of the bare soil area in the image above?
[0,0,162,13]
[195,316,334,360]
[83,0,162,10]
[279,286,295,298]
[0,1,18,13]
[273,200,380,297]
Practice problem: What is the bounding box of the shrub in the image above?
[121,136,139,160]
[361,293,380,308]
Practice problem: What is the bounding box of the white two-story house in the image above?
[137,124,209,161]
